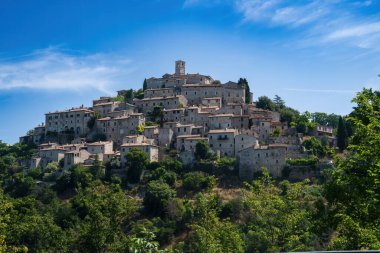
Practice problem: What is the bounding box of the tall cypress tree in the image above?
[238,78,251,104]
[337,116,348,151]
[143,78,147,91]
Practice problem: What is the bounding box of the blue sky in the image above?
[1,0,380,144]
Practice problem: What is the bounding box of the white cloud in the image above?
[284,88,357,94]
[0,47,136,94]
[324,22,380,41]
[234,0,330,26]
[182,0,380,50]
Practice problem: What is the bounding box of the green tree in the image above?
[322,88,380,249]
[90,156,105,179]
[238,78,251,104]
[242,169,317,252]
[303,137,327,157]
[183,172,216,192]
[337,116,348,151]
[273,95,285,109]
[143,180,176,216]
[194,141,212,161]
[143,78,148,91]
[256,96,275,111]
[182,194,244,253]
[45,161,59,173]
[72,183,139,253]
[125,148,149,183]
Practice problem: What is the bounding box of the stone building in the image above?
[238,144,287,180]
[93,101,122,117]
[120,143,159,165]
[33,146,66,169]
[146,61,214,89]
[144,88,175,98]
[208,114,234,129]
[96,113,145,144]
[176,135,208,164]
[208,129,238,157]
[45,107,94,136]
[163,108,185,122]
[133,95,188,112]
[201,97,222,108]
[63,149,91,170]
[87,141,114,155]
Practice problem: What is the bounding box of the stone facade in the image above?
[45,107,94,136]
[93,101,122,117]
[120,143,159,165]
[208,129,238,157]
[238,144,287,180]
[133,95,188,112]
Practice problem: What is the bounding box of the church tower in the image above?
[175,60,185,76]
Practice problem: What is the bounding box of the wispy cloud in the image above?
[284,88,357,94]
[323,21,380,43]
[235,0,330,27]
[184,0,380,50]
[0,47,136,94]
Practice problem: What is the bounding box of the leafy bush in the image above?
[143,180,176,216]
[183,172,216,192]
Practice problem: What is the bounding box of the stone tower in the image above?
[175,60,185,76]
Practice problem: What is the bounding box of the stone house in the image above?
[143,126,159,144]
[144,88,175,98]
[120,143,159,165]
[107,108,136,118]
[201,97,222,108]
[45,107,94,136]
[208,114,234,129]
[157,127,174,148]
[163,108,185,122]
[96,113,145,144]
[64,149,91,170]
[93,101,122,117]
[86,141,114,155]
[146,61,213,89]
[234,133,259,154]
[238,144,287,180]
[208,129,238,157]
[93,97,112,106]
[122,135,154,145]
[200,106,219,114]
[35,146,66,169]
[32,124,46,145]
[181,107,204,125]
[231,115,250,129]
[177,135,208,164]
[133,95,188,112]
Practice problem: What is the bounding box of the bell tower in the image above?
[175,60,185,76]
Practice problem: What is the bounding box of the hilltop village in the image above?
[20,61,335,180]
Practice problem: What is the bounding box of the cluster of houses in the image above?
[20,61,335,180]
